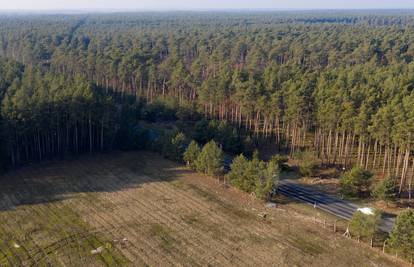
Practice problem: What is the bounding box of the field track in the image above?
[0,152,401,266]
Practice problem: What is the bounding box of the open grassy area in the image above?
[0,151,404,266]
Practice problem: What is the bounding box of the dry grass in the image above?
[0,151,404,266]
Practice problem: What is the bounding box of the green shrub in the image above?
[228,153,279,200]
[228,154,255,192]
[389,210,414,259]
[183,140,201,170]
[269,154,290,171]
[372,176,396,204]
[296,151,318,177]
[349,209,381,240]
[340,166,373,198]
[161,131,187,162]
[196,140,224,177]
[255,157,280,200]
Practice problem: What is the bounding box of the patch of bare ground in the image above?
[0,151,405,266]
[298,176,341,195]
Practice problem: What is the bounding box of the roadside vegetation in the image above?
[348,209,382,241]
[340,167,373,198]
[389,210,414,261]
[227,152,280,200]
[296,151,319,177]
[372,176,397,205]
[346,207,414,262]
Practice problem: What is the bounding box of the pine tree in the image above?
[228,154,253,192]
[389,210,414,260]
[183,140,201,170]
[349,209,381,240]
[372,176,396,204]
[196,140,224,177]
[340,166,373,198]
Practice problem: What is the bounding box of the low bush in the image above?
[269,154,290,171]
[349,209,381,240]
[296,150,318,177]
[372,176,396,204]
[340,166,373,198]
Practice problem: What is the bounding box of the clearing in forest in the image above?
[0,152,401,266]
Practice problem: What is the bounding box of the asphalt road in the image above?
[277,181,395,233]
[223,156,395,233]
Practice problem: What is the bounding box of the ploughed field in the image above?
[0,152,399,266]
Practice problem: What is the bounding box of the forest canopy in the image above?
[0,11,414,198]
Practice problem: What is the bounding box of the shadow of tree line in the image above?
[0,151,188,211]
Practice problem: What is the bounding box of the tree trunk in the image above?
[101,117,104,151]
[408,158,414,201]
[365,139,371,170]
[89,111,93,154]
[399,148,410,195]
[372,139,378,170]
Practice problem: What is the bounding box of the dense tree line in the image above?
[0,12,414,197]
[0,59,118,165]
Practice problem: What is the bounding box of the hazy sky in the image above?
[1,0,414,11]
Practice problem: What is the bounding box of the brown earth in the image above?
[0,151,404,266]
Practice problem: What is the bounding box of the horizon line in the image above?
[1,8,414,14]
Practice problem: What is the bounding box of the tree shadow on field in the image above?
[0,151,185,211]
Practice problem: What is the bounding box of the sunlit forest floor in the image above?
[0,152,402,266]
